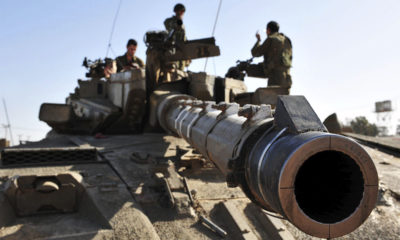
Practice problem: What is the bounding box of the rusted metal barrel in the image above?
[153,92,378,238]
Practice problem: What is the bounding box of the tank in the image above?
[0,33,378,240]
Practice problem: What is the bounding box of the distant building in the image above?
[396,123,400,136]
[374,100,400,136]
[377,126,389,137]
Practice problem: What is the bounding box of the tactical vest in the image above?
[280,34,292,68]
[267,33,292,71]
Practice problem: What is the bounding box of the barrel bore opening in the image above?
[294,150,364,224]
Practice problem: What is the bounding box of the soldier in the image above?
[251,21,292,90]
[164,3,189,71]
[116,39,145,72]
[145,4,189,94]
[164,3,187,43]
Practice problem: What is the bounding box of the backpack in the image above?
[281,34,292,68]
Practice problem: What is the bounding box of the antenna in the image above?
[2,98,14,145]
[204,0,223,72]
[105,0,123,58]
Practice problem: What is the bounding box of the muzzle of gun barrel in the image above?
[245,130,378,238]
[153,92,378,238]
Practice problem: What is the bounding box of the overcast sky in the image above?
[1,0,400,144]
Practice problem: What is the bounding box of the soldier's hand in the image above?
[256,33,261,41]
[131,63,140,69]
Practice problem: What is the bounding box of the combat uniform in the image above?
[164,15,189,70]
[251,32,292,89]
[115,53,145,72]
[164,15,187,43]
[145,49,163,94]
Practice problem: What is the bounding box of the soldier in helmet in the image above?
[116,39,145,72]
[145,4,189,94]
[164,3,187,43]
[164,3,190,71]
[251,21,293,91]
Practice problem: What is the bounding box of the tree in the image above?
[350,116,378,136]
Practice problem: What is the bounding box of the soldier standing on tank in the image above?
[251,21,293,91]
[164,3,186,43]
[164,3,190,71]
[116,39,145,72]
[145,4,188,94]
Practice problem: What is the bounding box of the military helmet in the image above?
[174,3,185,12]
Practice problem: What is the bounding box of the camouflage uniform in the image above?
[164,16,188,70]
[164,15,187,42]
[145,49,163,94]
[115,53,145,72]
[251,32,292,89]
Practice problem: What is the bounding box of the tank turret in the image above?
[1,33,380,239]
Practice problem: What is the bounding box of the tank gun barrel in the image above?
[152,91,378,238]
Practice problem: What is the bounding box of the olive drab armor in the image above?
[281,34,292,68]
